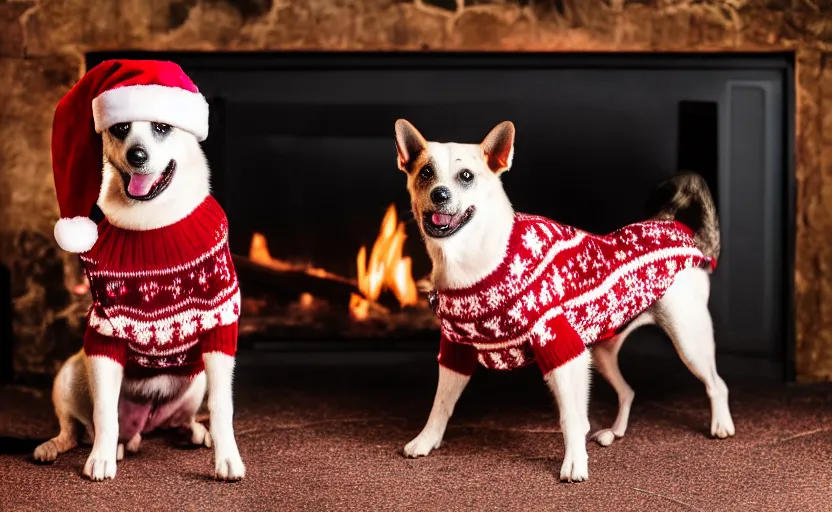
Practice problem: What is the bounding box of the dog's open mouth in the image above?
[120,160,176,201]
[422,205,476,239]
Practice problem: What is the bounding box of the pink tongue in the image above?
[432,213,453,226]
[127,173,159,197]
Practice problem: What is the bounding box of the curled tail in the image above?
[645,171,721,265]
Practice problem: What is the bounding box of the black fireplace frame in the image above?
[85,51,796,381]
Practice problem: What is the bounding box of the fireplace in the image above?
[84,51,794,378]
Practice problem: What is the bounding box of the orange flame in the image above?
[350,204,418,320]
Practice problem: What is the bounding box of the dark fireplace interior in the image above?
[85,52,794,379]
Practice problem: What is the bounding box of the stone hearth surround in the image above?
[0,0,830,381]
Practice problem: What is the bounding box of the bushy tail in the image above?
[645,171,720,263]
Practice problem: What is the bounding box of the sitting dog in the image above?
[33,60,245,481]
[394,119,735,482]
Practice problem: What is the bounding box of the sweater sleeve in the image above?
[84,326,127,366]
[531,313,587,376]
[437,332,478,376]
[201,322,238,356]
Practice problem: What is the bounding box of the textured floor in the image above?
[1,354,831,512]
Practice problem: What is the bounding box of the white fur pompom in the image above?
[54,217,98,253]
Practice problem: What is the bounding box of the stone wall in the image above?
[1,0,831,381]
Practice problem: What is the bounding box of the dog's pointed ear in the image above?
[481,121,515,174]
[395,119,428,173]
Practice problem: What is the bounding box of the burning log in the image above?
[234,206,438,341]
[232,253,359,305]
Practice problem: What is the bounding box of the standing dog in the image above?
[394,119,735,482]
[34,60,245,481]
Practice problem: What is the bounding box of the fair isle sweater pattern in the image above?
[435,213,712,373]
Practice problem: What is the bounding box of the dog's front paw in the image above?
[214,452,245,481]
[33,440,59,463]
[559,450,589,483]
[403,431,441,458]
[84,450,117,481]
[711,414,736,439]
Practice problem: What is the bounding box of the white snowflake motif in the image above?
[485,286,503,309]
[665,259,677,273]
[615,250,627,261]
[522,227,545,258]
[646,265,658,281]
[523,290,538,312]
[509,254,527,279]
[532,320,553,347]
[507,300,525,324]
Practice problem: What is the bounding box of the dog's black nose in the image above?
[430,186,451,205]
[126,146,148,166]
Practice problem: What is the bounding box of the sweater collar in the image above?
[432,213,534,300]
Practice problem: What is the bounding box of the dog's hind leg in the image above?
[147,372,211,448]
[403,365,471,458]
[654,268,735,439]
[34,352,89,463]
[545,350,591,483]
[34,410,81,463]
[590,312,655,447]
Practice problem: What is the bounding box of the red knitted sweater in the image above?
[80,196,241,379]
[435,214,714,376]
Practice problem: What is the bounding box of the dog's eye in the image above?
[109,123,130,139]
[458,170,474,184]
[419,166,434,181]
[153,123,171,135]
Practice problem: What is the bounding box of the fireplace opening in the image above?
[85,52,794,378]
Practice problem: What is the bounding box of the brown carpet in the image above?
[1,355,831,512]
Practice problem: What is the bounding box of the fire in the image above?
[246,205,419,323]
[350,204,418,320]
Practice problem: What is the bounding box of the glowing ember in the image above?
[299,292,314,309]
[350,204,419,320]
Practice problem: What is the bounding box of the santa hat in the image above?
[51,59,210,253]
